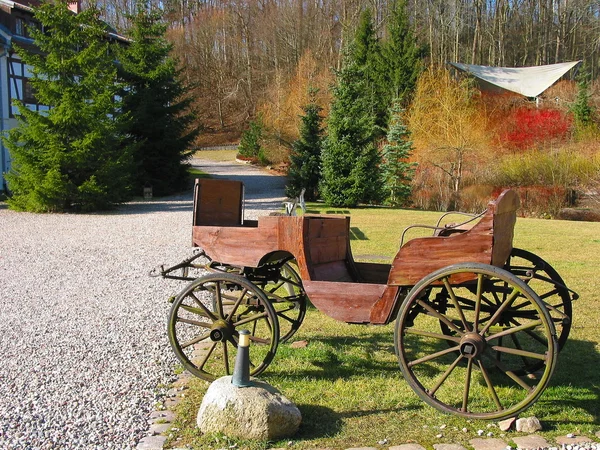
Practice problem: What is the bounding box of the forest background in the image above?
[87,0,600,215]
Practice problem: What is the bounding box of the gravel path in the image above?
[0,158,286,449]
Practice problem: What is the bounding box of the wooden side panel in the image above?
[192,217,279,266]
[303,281,386,323]
[369,285,401,324]
[388,213,494,286]
[193,179,243,227]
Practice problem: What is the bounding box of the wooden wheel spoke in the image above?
[486,319,543,342]
[491,345,547,361]
[429,354,463,396]
[408,345,461,367]
[480,288,520,335]
[405,328,461,343]
[277,312,297,324]
[474,273,484,331]
[492,358,534,391]
[198,341,219,371]
[417,299,464,335]
[176,316,211,328]
[215,281,224,317]
[180,305,212,318]
[189,292,218,321]
[509,332,533,368]
[181,331,211,349]
[443,278,471,332]
[225,288,249,321]
[249,335,270,345]
[462,358,473,412]
[223,342,230,375]
[478,360,503,410]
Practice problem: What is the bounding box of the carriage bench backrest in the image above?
[387,189,520,286]
[192,178,244,227]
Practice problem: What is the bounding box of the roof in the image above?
[448,61,582,98]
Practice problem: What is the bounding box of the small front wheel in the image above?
[395,262,557,420]
[168,273,280,381]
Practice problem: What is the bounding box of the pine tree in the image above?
[320,53,383,207]
[4,1,133,212]
[381,100,417,206]
[118,1,198,196]
[286,93,323,201]
[381,0,425,107]
[237,117,264,160]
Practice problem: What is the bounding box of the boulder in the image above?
[515,417,542,433]
[197,376,301,440]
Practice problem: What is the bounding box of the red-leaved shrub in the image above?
[498,108,572,150]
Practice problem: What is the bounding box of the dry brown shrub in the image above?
[257,50,333,164]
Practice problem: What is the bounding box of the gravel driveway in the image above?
[0,158,286,449]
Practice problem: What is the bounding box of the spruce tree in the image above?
[320,53,383,207]
[381,100,417,206]
[5,1,133,212]
[381,0,425,107]
[286,94,323,201]
[237,117,264,160]
[118,1,198,196]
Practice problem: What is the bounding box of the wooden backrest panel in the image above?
[192,179,243,227]
[305,216,356,282]
[491,189,520,266]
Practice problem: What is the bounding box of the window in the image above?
[15,18,25,36]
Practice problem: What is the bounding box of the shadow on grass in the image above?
[541,337,600,426]
[295,404,343,439]
[279,332,398,381]
[295,404,421,440]
[350,226,368,240]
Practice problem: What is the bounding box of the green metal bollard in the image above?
[232,330,252,387]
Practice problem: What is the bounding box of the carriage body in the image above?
[160,178,576,420]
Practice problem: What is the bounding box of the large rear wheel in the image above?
[395,262,557,420]
[505,248,573,354]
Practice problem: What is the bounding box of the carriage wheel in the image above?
[439,248,572,375]
[256,260,307,343]
[505,248,572,353]
[395,262,557,420]
[168,273,279,381]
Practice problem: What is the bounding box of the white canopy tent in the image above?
[448,61,582,98]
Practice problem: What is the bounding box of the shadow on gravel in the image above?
[111,198,194,215]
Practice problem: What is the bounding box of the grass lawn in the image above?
[165,203,600,450]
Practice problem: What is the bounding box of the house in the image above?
[0,0,127,193]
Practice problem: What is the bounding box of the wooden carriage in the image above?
[156,178,576,420]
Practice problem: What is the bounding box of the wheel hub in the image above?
[210,320,234,342]
[460,332,486,359]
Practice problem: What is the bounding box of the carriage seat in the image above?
[387,189,520,286]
